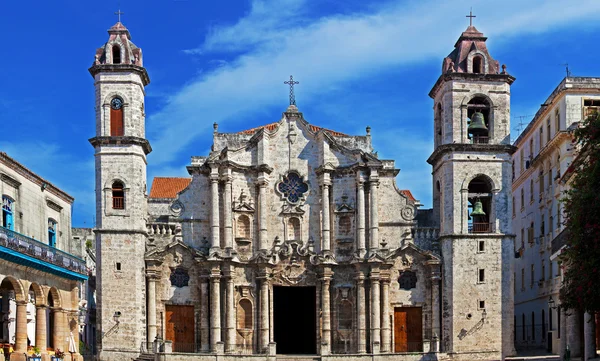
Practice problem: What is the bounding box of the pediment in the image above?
[145,239,204,262]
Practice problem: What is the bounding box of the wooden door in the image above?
[394,307,423,352]
[165,305,195,352]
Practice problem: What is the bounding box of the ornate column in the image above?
[200,276,210,352]
[356,272,367,353]
[380,277,391,353]
[35,304,48,354]
[369,171,379,252]
[209,267,222,351]
[223,170,233,250]
[321,173,332,252]
[258,174,269,251]
[14,300,27,353]
[370,269,381,353]
[259,272,270,352]
[146,273,158,343]
[321,269,332,355]
[225,265,236,353]
[210,166,221,251]
[356,176,366,257]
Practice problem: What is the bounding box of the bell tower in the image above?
[428,22,516,358]
[89,20,151,360]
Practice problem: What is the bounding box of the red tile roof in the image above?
[149,177,191,199]
[238,123,347,137]
[400,190,416,202]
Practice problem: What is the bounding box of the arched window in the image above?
[288,217,300,240]
[112,45,121,64]
[48,218,57,247]
[467,176,492,233]
[339,216,351,236]
[237,215,250,239]
[2,196,14,230]
[473,56,483,74]
[237,299,253,330]
[467,97,491,143]
[110,97,124,136]
[112,181,125,209]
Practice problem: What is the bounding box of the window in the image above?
[112,45,121,64]
[529,139,534,161]
[555,108,560,132]
[478,240,485,253]
[112,181,125,209]
[549,215,554,235]
[583,99,600,119]
[541,260,546,281]
[557,206,562,230]
[548,168,553,188]
[528,222,534,244]
[110,97,124,136]
[539,170,545,195]
[478,269,485,283]
[520,189,524,210]
[522,313,526,341]
[539,126,544,149]
[547,118,551,142]
[521,228,525,250]
[48,219,57,247]
[339,216,351,236]
[116,262,122,271]
[238,299,253,330]
[512,196,516,217]
[1,196,14,230]
[531,312,536,340]
[530,179,534,203]
[530,264,535,288]
[521,268,525,291]
[479,300,485,309]
[557,306,561,338]
[520,151,524,173]
[467,175,492,233]
[473,56,483,74]
[288,217,300,240]
[541,216,545,239]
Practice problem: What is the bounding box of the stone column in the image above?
[52,308,63,353]
[356,177,366,257]
[370,271,381,352]
[35,304,47,353]
[223,171,233,250]
[321,271,332,354]
[584,312,596,361]
[200,277,210,352]
[258,175,269,251]
[259,275,270,352]
[560,307,567,361]
[430,270,441,344]
[369,173,379,251]
[210,268,222,351]
[14,300,27,353]
[321,174,331,252]
[225,266,236,353]
[147,274,158,343]
[380,278,391,353]
[567,311,581,357]
[356,274,367,353]
[210,168,221,251]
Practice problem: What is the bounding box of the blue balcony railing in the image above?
[0,226,87,275]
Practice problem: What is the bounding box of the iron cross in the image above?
[115,9,124,23]
[284,75,299,106]
[466,8,476,26]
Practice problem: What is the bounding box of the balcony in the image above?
[551,228,569,256]
[469,222,492,233]
[0,226,88,281]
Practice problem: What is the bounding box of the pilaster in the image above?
[356,174,366,257]
[209,265,222,351]
[368,171,379,252]
[210,166,221,251]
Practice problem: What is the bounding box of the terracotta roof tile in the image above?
[149,177,191,199]
[400,190,416,202]
[238,123,347,137]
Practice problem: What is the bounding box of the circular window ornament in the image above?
[277,172,309,204]
[111,97,123,110]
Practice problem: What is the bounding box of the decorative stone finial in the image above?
[213,122,218,133]
[366,126,371,135]
[501,64,507,74]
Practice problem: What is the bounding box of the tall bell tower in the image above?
[89,20,151,360]
[428,22,516,359]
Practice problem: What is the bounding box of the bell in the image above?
[468,112,488,136]
[471,199,486,216]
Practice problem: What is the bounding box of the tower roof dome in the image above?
[91,21,143,67]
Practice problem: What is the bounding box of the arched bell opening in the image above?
[473,55,483,74]
[435,103,443,146]
[467,176,493,233]
[467,97,491,144]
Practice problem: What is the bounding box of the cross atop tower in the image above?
[284,75,300,106]
[115,9,124,23]
[466,8,476,26]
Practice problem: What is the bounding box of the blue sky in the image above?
[2,0,600,227]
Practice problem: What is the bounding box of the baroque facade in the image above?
[91,21,515,361]
[0,152,88,361]
[512,77,600,357]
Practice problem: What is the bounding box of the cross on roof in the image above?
[115,9,124,23]
[466,8,476,26]
[284,75,299,106]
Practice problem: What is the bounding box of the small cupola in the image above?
[441,25,500,75]
[92,22,143,67]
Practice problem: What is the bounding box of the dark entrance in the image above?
[274,286,316,354]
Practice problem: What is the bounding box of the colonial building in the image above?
[91,21,515,361]
[0,152,88,361]
[512,77,600,357]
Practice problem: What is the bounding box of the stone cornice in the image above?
[429,72,515,99]
[427,143,516,165]
[93,228,148,236]
[88,64,150,86]
[89,136,152,155]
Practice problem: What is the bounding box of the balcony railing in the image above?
[471,136,489,144]
[0,226,87,275]
[113,196,124,209]
[469,222,491,233]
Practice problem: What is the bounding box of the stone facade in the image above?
[92,22,516,361]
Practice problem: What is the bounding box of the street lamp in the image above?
[113,311,122,324]
[548,296,558,310]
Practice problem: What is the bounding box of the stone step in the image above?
[134,354,155,361]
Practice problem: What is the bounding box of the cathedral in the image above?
[90,20,516,361]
